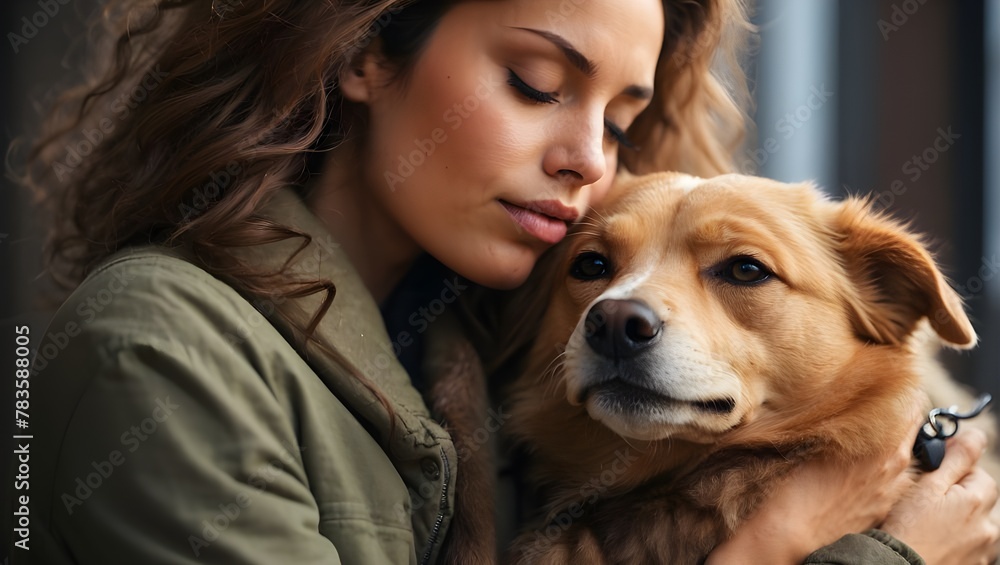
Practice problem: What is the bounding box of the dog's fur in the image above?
[488,171,995,564]
[423,312,498,565]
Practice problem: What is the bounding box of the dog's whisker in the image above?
[590,208,610,225]
[540,350,567,378]
[547,365,569,397]
[538,352,569,398]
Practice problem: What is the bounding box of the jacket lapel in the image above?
[226,186,449,450]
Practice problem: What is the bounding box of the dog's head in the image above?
[521,171,975,447]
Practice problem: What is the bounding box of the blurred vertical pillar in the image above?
[752,0,838,192]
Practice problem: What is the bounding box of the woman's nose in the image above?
[543,116,607,188]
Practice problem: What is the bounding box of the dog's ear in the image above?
[834,198,976,349]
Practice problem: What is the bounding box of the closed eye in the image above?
[604,119,637,150]
[507,69,558,104]
[508,69,637,149]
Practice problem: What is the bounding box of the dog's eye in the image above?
[570,252,611,280]
[720,257,772,285]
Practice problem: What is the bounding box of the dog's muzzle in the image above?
[580,298,738,419]
[585,298,663,359]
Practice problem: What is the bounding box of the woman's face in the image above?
[354,0,664,289]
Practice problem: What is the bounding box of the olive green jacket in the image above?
[12,187,457,564]
[6,185,921,564]
[807,531,924,565]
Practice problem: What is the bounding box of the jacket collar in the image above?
[227,186,448,451]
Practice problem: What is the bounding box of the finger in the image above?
[956,467,999,509]
[931,428,989,487]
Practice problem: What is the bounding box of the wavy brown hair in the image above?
[12,0,754,409]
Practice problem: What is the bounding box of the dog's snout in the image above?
[585,299,663,359]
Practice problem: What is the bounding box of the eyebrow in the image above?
[512,27,654,101]
[514,26,595,77]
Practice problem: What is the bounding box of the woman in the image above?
[11,0,997,563]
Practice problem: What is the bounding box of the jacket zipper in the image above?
[420,447,452,565]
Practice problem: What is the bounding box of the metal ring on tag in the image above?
[925,409,959,438]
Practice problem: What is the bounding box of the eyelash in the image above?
[507,69,558,104]
[604,120,637,150]
[506,69,638,150]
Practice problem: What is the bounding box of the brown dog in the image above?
[494,171,993,564]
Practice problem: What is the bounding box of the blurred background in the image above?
[0,0,998,515]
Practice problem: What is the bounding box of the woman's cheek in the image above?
[463,91,522,147]
[447,104,529,183]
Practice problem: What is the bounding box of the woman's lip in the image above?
[521,199,579,222]
[499,200,569,244]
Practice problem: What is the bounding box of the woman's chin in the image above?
[445,247,539,291]
[462,263,533,290]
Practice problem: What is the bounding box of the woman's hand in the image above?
[706,393,924,565]
[882,427,999,565]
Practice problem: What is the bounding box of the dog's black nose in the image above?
[585,299,663,359]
